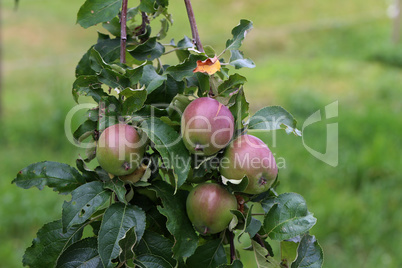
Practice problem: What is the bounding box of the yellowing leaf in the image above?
[193,56,221,75]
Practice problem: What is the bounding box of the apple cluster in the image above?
[95,97,278,236]
[182,97,278,235]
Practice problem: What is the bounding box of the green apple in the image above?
[97,124,146,176]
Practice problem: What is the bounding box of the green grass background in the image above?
[2,0,402,267]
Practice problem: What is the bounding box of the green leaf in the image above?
[91,220,103,236]
[165,54,206,81]
[124,65,145,87]
[177,36,194,49]
[244,206,262,238]
[191,154,220,181]
[23,220,83,268]
[176,50,191,64]
[291,234,323,268]
[62,181,111,232]
[157,18,169,40]
[139,0,156,13]
[225,20,253,51]
[102,16,122,37]
[262,193,317,240]
[186,238,227,268]
[75,158,99,182]
[98,68,129,90]
[85,145,98,163]
[248,106,301,136]
[86,107,99,121]
[229,50,256,69]
[145,75,185,105]
[217,73,247,97]
[97,32,110,40]
[228,88,249,130]
[281,239,299,267]
[118,227,137,263]
[204,45,217,58]
[77,0,122,29]
[131,105,168,122]
[73,119,97,142]
[251,240,281,268]
[89,48,131,89]
[247,217,262,238]
[75,38,120,77]
[140,206,169,237]
[175,36,193,62]
[135,230,177,267]
[103,177,127,204]
[139,65,167,94]
[251,240,270,268]
[231,204,261,240]
[196,72,210,96]
[229,209,245,232]
[225,177,249,193]
[129,37,165,61]
[157,0,169,8]
[140,118,190,189]
[13,161,86,194]
[167,94,191,119]
[94,38,121,63]
[151,181,198,259]
[98,203,146,268]
[72,75,106,103]
[266,257,282,268]
[94,166,113,182]
[122,89,147,114]
[76,49,97,77]
[134,254,174,268]
[56,237,102,268]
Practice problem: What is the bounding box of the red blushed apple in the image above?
[220,134,278,194]
[181,97,234,156]
[186,183,237,235]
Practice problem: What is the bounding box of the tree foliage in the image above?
[13,0,323,267]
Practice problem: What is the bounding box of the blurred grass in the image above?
[2,0,402,267]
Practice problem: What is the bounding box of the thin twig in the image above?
[184,0,204,52]
[120,0,128,64]
[229,231,237,262]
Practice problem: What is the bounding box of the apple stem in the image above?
[184,0,204,52]
[229,230,237,262]
[120,0,128,64]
